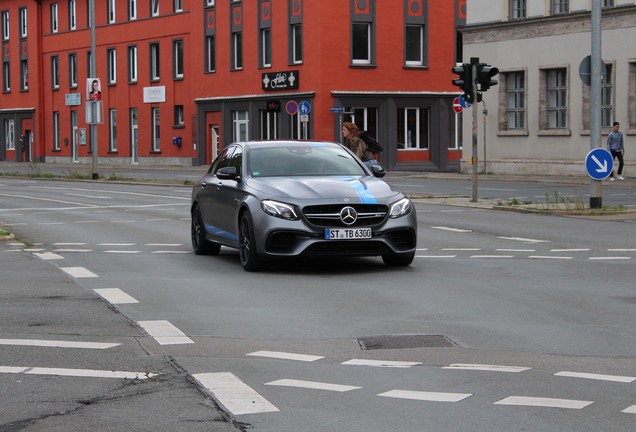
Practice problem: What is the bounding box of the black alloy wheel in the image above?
[191,204,221,255]
[239,212,264,271]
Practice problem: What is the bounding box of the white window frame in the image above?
[207,0,215,6]
[152,107,161,152]
[108,0,116,24]
[510,0,526,20]
[51,56,60,89]
[128,46,138,83]
[261,28,272,68]
[1,11,9,40]
[5,119,15,150]
[174,105,184,126]
[232,32,243,70]
[109,109,117,151]
[151,0,159,17]
[19,8,28,37]
[69,0,77,30]
[69,53,78,88]
[351,22,371,65]
[150,43,160,81]
[108,48,117,84]
[547,69,567,129]
[232,110,249,142]
[51,4,59,33]
[173,39,184,79]
[21,59,28,90]
[53,112,61,151]
[506,72,526,129]
[174,0,183,13]
[291,23,303,64]
[405,25,424,66]
[2,60,10,92]
[205,35,216,73]
[129,0,137,20]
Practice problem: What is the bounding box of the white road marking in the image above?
[104,250,141,254]
[498,236,550,243]
[137,320,194,345]
[94,288,139,304]
[416,248,428,251]
[0,366,158,380]
[152,250,190,254]
[378,390,472,403]
[416,255,457,259]
[622,405,636,414]
[53,249,93,253]
[53,242,88,246]
[23,248,45,252]
[431,226,472,233]
[528,256,573,260]
[2,222,27,226]
[145,218,172,222]
[37,222,65,225]
[494,396,593,409]
[608,248,636,252]
[61,267,99,278]
[111,220,137,223]
[193,372,279,415]
[74,220,100,224]
[443,364,530,373]
[551,248,590,252]
[146,243,182,247]
[33,252,64,260]
[554,371,636,383]
[0,339,120,349]
[588,256,631,260]
[99,243,135,246]
[246,351,324,362]
[497,248,535,252]
[65,193,112,199]
[443,248,481,251]
[266,379,361,392]
[341,359,422,368]
[470,255,515,259]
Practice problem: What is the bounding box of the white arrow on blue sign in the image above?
[459,95,472,109]
[585,147,614,180]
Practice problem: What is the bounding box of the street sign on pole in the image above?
[299,101,311,115]
[453,97,463,113]
[285,100,298,115]
[585,148,613,180]
[459,95,472,109]
[330,106,345,113]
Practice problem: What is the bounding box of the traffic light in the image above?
[476,63,499,92]
[451,63,472,94]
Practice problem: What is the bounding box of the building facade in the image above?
[1,0,466,171]
[461,0,636,175]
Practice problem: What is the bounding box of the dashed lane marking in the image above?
[470,255,515,259]
[443,364,531,373]
[53,249,93,253]
[554,371,636,383]
[416,255,457,259]
[622,405,636,414]
[104,250,142,254]
[137,320,194,345]
[94,288,139,304]
[33,252,64,260]
[378,390,472,403]
[498,236,550,243]
[193,372,279,415]
[246,351,324,362]
[529,256,573,260]
[0,366,158,380]
[494,396,593,410]
[266,379,361,392]
[431,226,473,233]
[588,256,632,260]
[61,267,99,278]
[0,339,120,349]
[341,359,422,368]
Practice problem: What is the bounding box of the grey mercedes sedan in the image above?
[191,140,417,271]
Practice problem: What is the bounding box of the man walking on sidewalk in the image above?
[607,121,625,181]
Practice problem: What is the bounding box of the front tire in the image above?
[239,212,264,272]
[191,204,221,255]
[382,251,415,267]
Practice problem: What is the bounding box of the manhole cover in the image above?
[358,334,458,350]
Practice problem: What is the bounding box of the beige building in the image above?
[460,0,635,175]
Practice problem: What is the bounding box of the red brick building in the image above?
[1,0,465,171]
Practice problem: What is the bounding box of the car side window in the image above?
[209,146,235,175]
[229,146,242,177]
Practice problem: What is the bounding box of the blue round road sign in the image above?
[585,148,614,180]
[298,100,311,115]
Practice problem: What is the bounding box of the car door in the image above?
[198,146,236,243]
[213,145,243,240]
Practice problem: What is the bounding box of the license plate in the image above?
[325,228,372,240]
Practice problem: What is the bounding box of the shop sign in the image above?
[262,71,299,91]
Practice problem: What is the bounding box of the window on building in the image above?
[51,4,59,33]
[107,48,117,84]
[53,112,61,151]
[405,25,424,66]
[290,23,303,64]
[601,64,613,128]
[546,69,567,129]
[259,110,278,139]
[69,0,76,30]
[552,0,568,14]
[109,109,117,152]
[174,0,183,13]
[232,110,249,141]
[150,42,160,81]
[397,107,429,150]
[260,28,272,68]
[207,0,216,6]
[151,0,159,17]
[2,60,9,92]
[205,35,216,73]
[602,0,614,7]
[108,0,116,24]
[20,59,28,90]
[129,0,137,20]
[69,53,77,88]
[351,22,371,64]
[1,11,8,40]
[19,8,27,37]
[629,62,636,131]
[174,105,184,127]
[51,56,60,89]
[152,107,161,152]
[173,39,184,79]
[130,108,139,163]
[344,107,379,144]
[232,32,243,70]
[505,71,526,129]
[509,0,526,20]
[86,51,92,77]
[128,45,138,83]
[4,119,15,150]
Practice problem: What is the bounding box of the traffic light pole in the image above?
[471,58,479,202]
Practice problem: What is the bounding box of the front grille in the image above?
[302,241,391,256]
[303,204,388,228]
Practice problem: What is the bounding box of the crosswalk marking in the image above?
[494,396,593,409]
[0,366,158,380]
[246,351,324,362]
[61,267,99,278]
[554,371,636,383]
[443,364,530,373]
[622,405,636,414]
[341,359,422,368]
[0,339,120,349]
[94,288,139,304]
[378,390,472,403]
[193,372,279,415]
[266,379,361,392]
[33,252,64,260]
[137,320,194,345]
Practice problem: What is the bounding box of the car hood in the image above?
[247,176,402,203]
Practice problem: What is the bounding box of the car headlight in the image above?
[389,197,412,218]
[261,200,300,220]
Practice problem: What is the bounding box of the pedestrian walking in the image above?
[607,121,625,181]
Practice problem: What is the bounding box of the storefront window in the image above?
[397,107,429,150]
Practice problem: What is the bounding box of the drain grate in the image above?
[358,334,458,350]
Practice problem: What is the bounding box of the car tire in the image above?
[191,204,221,255]
[239,212,264,272]
[382,251,415,267]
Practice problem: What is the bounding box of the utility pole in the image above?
[90,0,98,180]
[589,1,602,208]
[470,57,479,202]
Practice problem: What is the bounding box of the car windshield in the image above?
[249,143,366,177]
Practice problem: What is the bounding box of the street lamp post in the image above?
[90,0,98,180]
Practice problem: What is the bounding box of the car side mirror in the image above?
[370,164,386,178]
[216,166,239,180]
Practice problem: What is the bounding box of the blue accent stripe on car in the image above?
[205,224,239,242]
[340,177,378,204]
